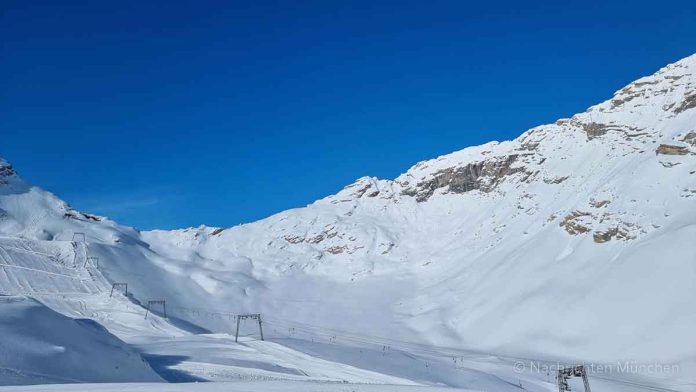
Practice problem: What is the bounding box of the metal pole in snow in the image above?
[235,316,241,342]
[258,314,264,341]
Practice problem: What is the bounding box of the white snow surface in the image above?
[0,381,474,392]
[1,53,696,391]
[0,296,161,385]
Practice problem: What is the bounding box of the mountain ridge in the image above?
[149,53,696,236]
[149,52,696,245]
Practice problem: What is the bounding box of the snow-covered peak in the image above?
[0,155,138,243]
[0,157,15,174]
[0,158,24,190]
[581,53,695,119]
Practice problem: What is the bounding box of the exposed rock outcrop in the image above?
[559,211,592,235]
[581,122,645,140]
[326,245,347,254]
[590,199,611,208]
[610,80,659,109]
[0,164,14,178]
[283,225,339,246]
[656,144,689,155]
[681,131,696,147]
[63,211,102,222]
[283,234,304,244]
[582,122,609,139]
[402,155,526,202]
[561,210,640,242]
[0,163,16,185]
[593,226,635,243]
[544,176,569,184]
[674,93,696,114]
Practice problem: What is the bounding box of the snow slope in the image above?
[0,230,428,387]
[0,381,475,392]
[0,53,695,391]
[0,296,161,385]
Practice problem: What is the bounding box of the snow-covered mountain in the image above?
[143,53,696,365]
[1,53,695,390]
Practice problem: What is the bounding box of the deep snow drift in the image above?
[0,53,695,391]
[0,296,160,385]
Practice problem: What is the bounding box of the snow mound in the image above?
[0,296,162,385]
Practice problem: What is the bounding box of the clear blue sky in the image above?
[1,1,694,230]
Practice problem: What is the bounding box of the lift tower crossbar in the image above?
[235,314,263,342]
[110,283,128,297]
[145,300,166,319]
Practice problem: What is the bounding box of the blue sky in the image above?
[1,1,694,230]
